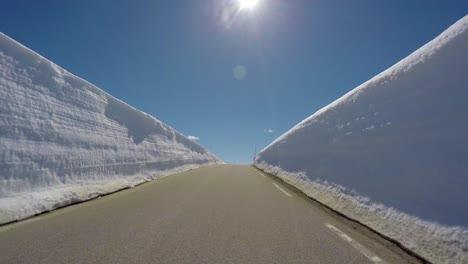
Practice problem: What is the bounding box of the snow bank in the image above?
[0,33,222,224]
[255,16,468,264]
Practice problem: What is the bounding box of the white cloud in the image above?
[264,129,274,133]
[187,135,200,141]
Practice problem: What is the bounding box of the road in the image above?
[0,165,420,264]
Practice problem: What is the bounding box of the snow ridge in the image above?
[256,15,468,264]
[0,33,223,224]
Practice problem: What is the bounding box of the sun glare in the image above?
[238,0,259,10]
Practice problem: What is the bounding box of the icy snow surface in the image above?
[0,33,222,224]
[256,16,468,264]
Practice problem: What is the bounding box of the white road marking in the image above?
[259,172,267,178]
[325,223,387,264]
[271,183,292,197]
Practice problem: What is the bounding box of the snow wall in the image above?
[0,33,222,225]
[255,16,468,264]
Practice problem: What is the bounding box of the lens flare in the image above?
[233,65,247,80]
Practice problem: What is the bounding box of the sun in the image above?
[238,0,260,10]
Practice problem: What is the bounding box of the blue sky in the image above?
[1,0,467,164]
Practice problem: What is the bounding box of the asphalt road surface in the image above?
[0,165,421,264]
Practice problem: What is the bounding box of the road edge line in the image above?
[325,223,386,264]
[272,182,292,197]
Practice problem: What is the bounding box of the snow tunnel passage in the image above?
[104,96,167,144]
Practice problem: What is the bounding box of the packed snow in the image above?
[255,16,468,264]
[0,33,223,225]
